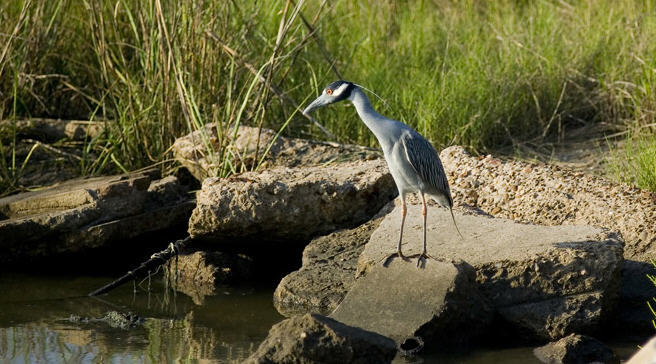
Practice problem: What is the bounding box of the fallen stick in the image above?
[88,236,191,297]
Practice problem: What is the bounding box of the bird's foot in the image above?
[412,252,433,269]
[382,251,409,267]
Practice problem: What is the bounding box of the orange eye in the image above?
[326,89,333,95]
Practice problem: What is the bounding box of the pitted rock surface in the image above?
[533,333,618,364]
[440,145,654,261]
[188,159,397,242]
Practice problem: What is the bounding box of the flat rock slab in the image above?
[358,202,624,340]
[173,124,381,181]
[188,159,396,242]
[331,258,491,347]
[245,313,397,364]
[0,173,194,263]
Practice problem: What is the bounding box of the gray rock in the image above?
[0,172,194,263]
[273,215,386,316]
[627,335,656,364]
[0,118,104,142]
[169,250,253,305]
[146,175,189,207]
[0,119,106,188]
[331,258,491,348]
[188,159,396,242]
[172,124,381,181]
[245,313,397,364]
[533,334,618,364]
[440,146,656,334]
[440,145,654,264]
[356,201,624,340]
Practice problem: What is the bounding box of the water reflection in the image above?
[0,273,642,363]
[0,273,283,363]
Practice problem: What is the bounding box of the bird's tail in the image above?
[449,207,465,240]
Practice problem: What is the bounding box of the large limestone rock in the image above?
[0,172,194,263]
[331,258,491,348]
[274,214,387,316]
[357,202,624,340]
[188,159,396,242]
[245,313,397,364]
[440,146,656,332]
[172,124,380,181]
[440,146,654,262]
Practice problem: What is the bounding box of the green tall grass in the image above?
[610,131,656,191]
[1,0,655,193]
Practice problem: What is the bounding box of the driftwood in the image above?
[88,236,191,296]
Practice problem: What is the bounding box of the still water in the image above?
[0,272,282,363]
[0,272,642,363]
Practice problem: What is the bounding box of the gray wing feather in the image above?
[400,132,453,206]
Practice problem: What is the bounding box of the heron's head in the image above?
[303,80,356,116]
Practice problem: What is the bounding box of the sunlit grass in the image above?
[0,0,655,193]
[610,131,656,191]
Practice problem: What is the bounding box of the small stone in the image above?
[170,250,253,305]
[533,334,618,364]
[244,313,397,364]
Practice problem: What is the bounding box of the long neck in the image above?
[348,87,393,147]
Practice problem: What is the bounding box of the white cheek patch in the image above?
[332,83,349,97]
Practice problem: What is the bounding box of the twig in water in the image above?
[88,236,191,297]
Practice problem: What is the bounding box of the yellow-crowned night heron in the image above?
[303,80,463,267]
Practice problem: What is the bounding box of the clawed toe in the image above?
[382,252,409,267]
[382,251,434,268]
[412,252,432,269]
[416,255,425,268]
